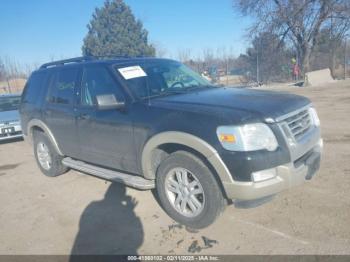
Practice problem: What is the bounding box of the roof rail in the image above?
[39,56,94,69]
[39,55,155,69]
[92,55,152,59]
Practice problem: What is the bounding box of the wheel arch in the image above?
[141,132,234,194]
[26,119,64,156]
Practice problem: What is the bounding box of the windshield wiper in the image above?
[142,85,214,100]
[143,90,184,100]
[190,84,212,89]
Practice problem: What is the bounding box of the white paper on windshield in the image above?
[118,66,147,80]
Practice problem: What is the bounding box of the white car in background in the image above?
[0,94,23,141]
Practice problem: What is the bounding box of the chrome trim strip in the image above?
[275,104,311,122]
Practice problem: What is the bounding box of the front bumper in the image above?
[0,133,23,141]
[223,138,322,200]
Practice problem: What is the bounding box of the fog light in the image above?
[251,168,277,182]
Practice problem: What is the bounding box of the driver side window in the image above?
[81,66,123,106]
[163,67,183,88]
[163,66,196,88]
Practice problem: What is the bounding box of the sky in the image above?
[0,0,252,67]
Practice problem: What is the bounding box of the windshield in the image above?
[114,60,212,99]
[0,96,21,112]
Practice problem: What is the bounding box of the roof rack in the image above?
[39,55,154,69]
[39,56,94,69]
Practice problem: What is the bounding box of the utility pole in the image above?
[345,37,347,80]
[256,52,259,84]
[6,77,11,94]
[226,58,229,85]
[256,37,262,85]
[256,46,259,84]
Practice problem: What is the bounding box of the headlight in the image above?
[217,123,278,151]
[309,107,320,126]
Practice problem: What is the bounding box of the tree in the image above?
[235,32,292,83]
[234,0,350,74]
[82,0,155,57]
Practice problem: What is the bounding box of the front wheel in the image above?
[156,151,225,229]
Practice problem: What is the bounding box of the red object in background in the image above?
[293,64,300,77]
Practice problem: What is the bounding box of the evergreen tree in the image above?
[82,0,155,57]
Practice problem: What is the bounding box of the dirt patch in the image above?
[324,135,350,143]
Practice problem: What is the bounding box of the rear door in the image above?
[20,71,48,133]
[76,64,137,173]
[43,66,81,158]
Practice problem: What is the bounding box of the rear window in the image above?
[47,67,79,105]
[22,72,47,104]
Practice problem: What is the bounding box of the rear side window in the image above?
[22,72,47,104]
[47,67,79,105]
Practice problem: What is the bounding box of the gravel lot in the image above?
[0,80,349,255]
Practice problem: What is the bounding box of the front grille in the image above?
[284,109,312,140]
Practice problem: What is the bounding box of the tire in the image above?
[156,151,225,229]
[33,130,68,177]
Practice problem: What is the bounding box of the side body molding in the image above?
[26,119,64,156]
[141,131,234,186]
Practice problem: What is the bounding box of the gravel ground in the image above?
[0,80,349,255]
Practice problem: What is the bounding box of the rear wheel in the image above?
[156,151,225,229]
[33,131,68,177]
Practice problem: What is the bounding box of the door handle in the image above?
[78,113,91,120]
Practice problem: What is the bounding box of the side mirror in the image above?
[96,94,125,110]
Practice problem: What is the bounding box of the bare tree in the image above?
[0,56,39,79]
[177,48,192,63]
[23,62,40,77]
[327,17,350,75]
[235,32,293,83]
[0,58,6,81]
[152,41,168,58]
[202,48,215,66]
[234,0,350,74]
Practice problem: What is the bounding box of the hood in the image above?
[0,110,20,123]
[151,87,310,121]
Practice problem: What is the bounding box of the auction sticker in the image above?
[118,65,147,80]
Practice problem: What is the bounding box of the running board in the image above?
[62,157,155,190]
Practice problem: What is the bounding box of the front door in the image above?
[76,65,137,174]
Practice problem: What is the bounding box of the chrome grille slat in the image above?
[281,107,312,141]
[290,119,311,134]
[288,113,309,126]
[293,121,311,138]
[290,117,311,132]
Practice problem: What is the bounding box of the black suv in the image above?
[20,57,323,228]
